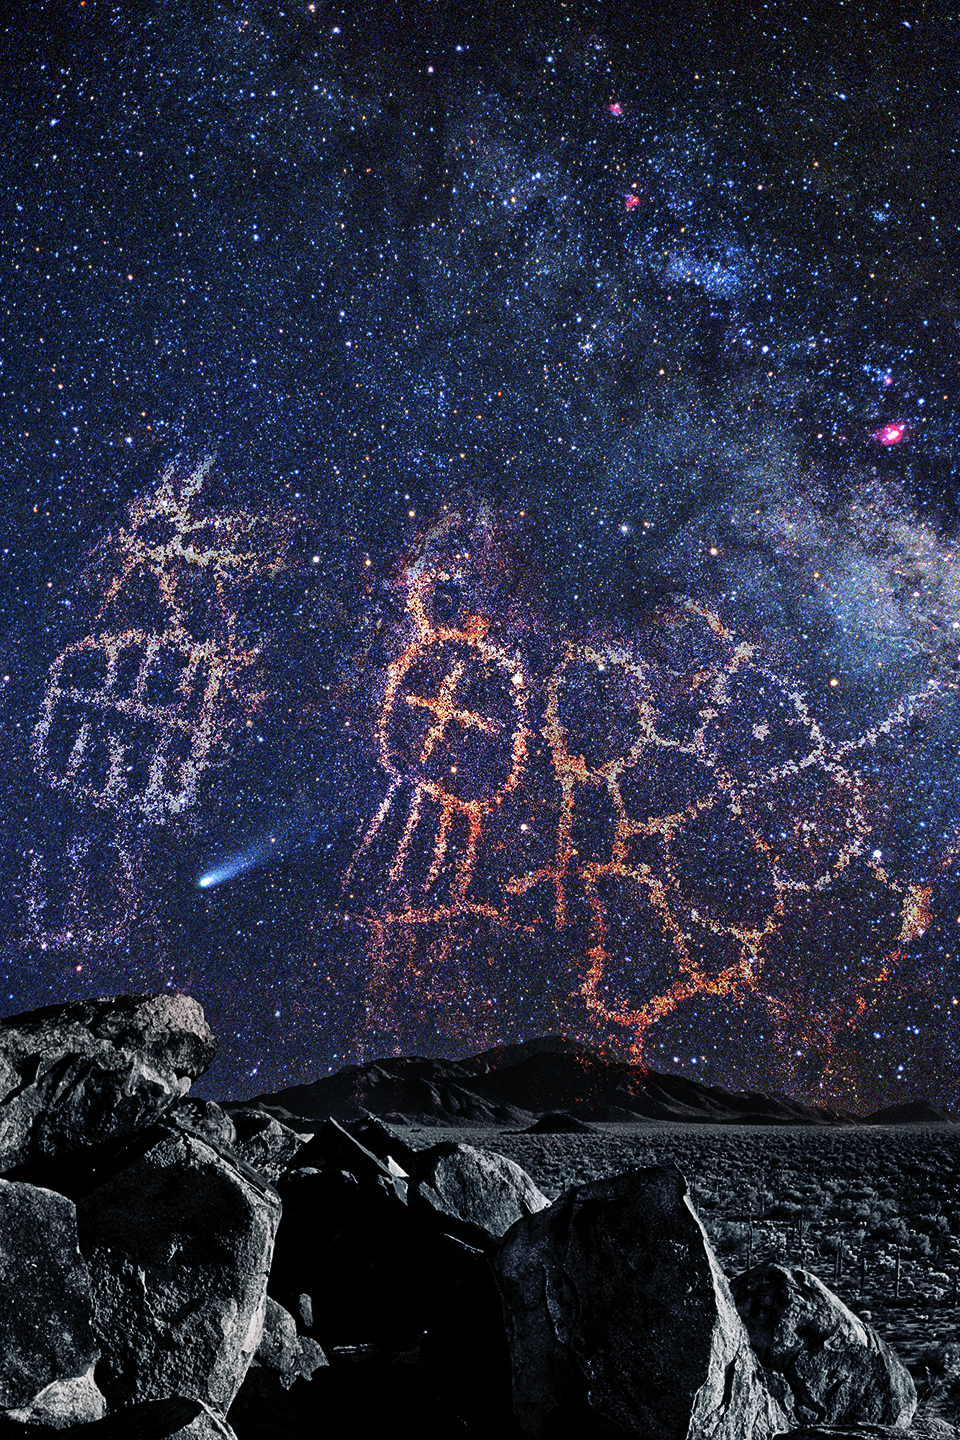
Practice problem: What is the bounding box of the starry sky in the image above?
[1,0,959,1109]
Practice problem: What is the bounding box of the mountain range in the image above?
[249,1036,955,1128]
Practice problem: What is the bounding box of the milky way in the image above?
[0,1,959,1106]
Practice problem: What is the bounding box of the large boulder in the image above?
[75,1127,280,1422]
[0,1397,208,1440]
[732,1263,917,1429]
[270,1122,420,1352]
[493,1164,788,1440]
[0,1178,105,1428]
[0,995,216,1173]
[411,1142,551,1242]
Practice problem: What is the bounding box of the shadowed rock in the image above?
[0,1179,105,1428]
[168,1099,238,1148]
[732,1262,917,1430]
[492,1163,788,1439]
[0,995,217,1174]
[75,1127,280,1423]
[271,1120,515,1430]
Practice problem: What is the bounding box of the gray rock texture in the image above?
[168,1099,237,1149]
[775,1423,957,1439]
[0,1177,105,1428]
[493,1163,788,1440]
[226,1111,309,1185]
[75,1127,280,1420]
[0,994,216,1173]
[412,1141,550,1240]
[733,1262,917,1429]
[253,1298,327,1389]
[0,1397,206,1440]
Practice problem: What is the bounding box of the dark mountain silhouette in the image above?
[249,1036,874,1127]
[863,1099,955,1125]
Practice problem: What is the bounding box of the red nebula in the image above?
[872,421,907,445]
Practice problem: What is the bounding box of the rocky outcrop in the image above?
[0,1397,207,1440]
[0,1178,105,1428]
[411,1141,550,1241]
[168,1099,238,1148]
[733,1262,917,1429]
[492,1163,789,1440]
[75,1126,280,1421]
[0,1004,935,1440]
[0,995,216,1173]
[776,1423,958,1439]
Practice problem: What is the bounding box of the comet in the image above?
[197,837,278,890]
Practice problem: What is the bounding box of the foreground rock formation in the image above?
[0,993,216,1173]
[0,997,948,1439]
[732,1261,917,1430]
[494,1164,788,1439]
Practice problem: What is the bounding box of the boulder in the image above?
[732,1262,917,1429]
[168,1100,237,1149]
[225,1111,310,1184]
[340,1114,421,1174]
[0,1397,206,1440]
[271,1124,515,1428]
[290,1117,409,1196]
[270,1127,419,1351]
[75,1127,280,1420]
[0,1178,106,1428]
[0,995,216,1173]
[253,1298,328,1389]
[493,1164,788,1440]
[412,1142,550,1241]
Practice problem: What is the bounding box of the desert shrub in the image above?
[769,1199,802,1219]
[711,1220,745,1254]
[913,1213,951,1238]
[869,1216,911,1246]
[918,1342,960,1381]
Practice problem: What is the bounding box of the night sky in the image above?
[1,0,959,1109]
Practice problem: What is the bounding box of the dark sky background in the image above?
[1,0,959,1109]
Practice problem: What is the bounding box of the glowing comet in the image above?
[197,837,278,890]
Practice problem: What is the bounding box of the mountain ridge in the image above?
[246,1035,953,1127]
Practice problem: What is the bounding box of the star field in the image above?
[0,0,958,1106]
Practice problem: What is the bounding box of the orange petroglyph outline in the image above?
[348,559,530,911]
[350,521,943,1078]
